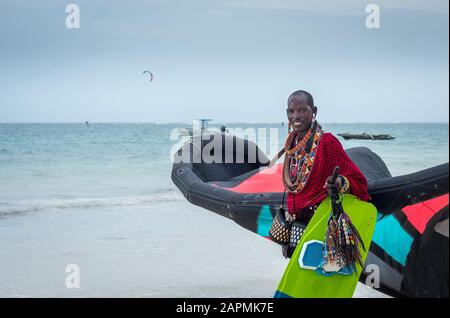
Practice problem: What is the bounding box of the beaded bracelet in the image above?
[340,175,350,193]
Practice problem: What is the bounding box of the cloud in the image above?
[0,0,447,122]
[221,0,449,15]
[207,10,236,17]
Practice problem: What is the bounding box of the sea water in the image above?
[0,123,448,217]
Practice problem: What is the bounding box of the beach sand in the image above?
[0,199,389,298]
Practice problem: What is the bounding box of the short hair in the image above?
[287,90,315,108]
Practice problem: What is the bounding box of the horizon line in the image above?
[0,121,449,125]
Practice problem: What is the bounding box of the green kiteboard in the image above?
[275,194,377,298]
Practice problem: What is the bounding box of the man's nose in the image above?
[292,110,302,119]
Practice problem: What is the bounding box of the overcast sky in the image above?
[0,0,448,123]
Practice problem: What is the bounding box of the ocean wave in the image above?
[0,190,183,217]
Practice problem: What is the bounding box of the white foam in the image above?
[0,190,183,216]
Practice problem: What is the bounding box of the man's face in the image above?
[286,94,315,133]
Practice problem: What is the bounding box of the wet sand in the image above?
[0,200,389,298]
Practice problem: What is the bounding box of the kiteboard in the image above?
[274,194,377,298]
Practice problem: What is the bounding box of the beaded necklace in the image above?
[284,128,313,157]
[283,123,323,193]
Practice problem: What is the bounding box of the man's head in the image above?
[286,90,318,134]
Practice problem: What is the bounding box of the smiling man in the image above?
[283,90,370,216]
[272,90,371,258]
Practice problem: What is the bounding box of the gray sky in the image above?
[0,0,448,123]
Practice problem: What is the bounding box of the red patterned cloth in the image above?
[287,133,370,215]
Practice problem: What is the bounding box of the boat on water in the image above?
[338,132,395,140]
[176,119,215,137]
[171,133,448,298]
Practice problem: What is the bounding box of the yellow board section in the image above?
[276,194,377,298]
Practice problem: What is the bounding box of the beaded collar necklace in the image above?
[283,122,323,193]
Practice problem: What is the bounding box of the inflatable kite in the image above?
[171,134,449,298]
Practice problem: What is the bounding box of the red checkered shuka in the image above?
[286,133,370,215]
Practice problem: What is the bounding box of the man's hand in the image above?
[325,175,343,195]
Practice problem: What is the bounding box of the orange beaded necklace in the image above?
[284,128,314,156]
[283,123,323,193]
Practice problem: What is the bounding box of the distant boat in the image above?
[177,119,214,137]
[338,132,395,140]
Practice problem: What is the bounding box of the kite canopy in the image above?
[143,70,153,82]
[172,133,449,298]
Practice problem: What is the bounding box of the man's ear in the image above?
[313,106,318,116]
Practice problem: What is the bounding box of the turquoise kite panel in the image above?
[372,213,413,266]
[257,205,273,237]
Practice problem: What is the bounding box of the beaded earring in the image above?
[288,122,292,133]
[311,113,316,129]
